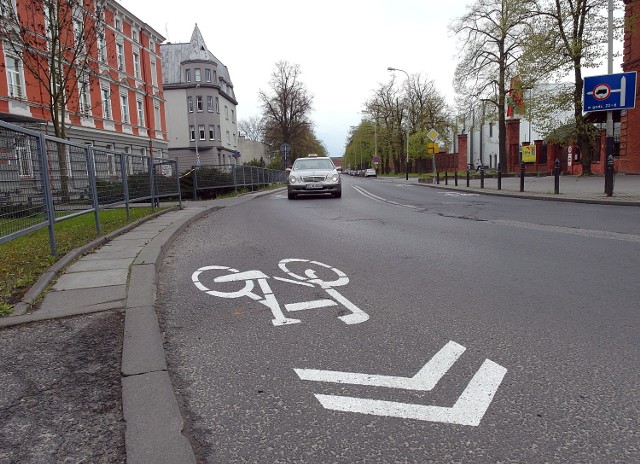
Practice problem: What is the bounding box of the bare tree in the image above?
[258,61,314,160]
[522,0,621,174]
[238,115,265,142]
[451,0,538,171]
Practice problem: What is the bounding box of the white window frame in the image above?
[101,86,112,119]
[97,32,107,63]
[194,68,201,82]
[207,96,213,112]
[185,69,191,83]
[1,0,17,18]
[78,80,90,116]
[150,59,157,86]
[226,130,230,144]
[187,96,193,113]
[196,95,203,112]
[16,142,34,178]
[198,125,205,141]
[133,51,141,79]
[205,68,211,82]
[154,103,161,133]
[116,42,125,71]
[189,125,195,141]
[208,125,215,140]
[5,54,24,98]
[225,105,229,120]
[120,93,129,124]
[215,97,219,113]
[217,125,221,141]
[136,99,144,126]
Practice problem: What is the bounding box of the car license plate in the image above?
[306,183,323,189]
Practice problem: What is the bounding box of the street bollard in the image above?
[497,163,502,190]
[466,164,471,187]
[554,158,560,194]
[480,165,485,189]
[436,171,440,184]
[605,154,614,197]
[520,162,525,192]
[445,170,449,185]
[454,170,458,186]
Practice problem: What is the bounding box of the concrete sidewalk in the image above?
[417,173,640,206]
[0,177,638,463]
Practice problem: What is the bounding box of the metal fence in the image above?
[188,163,287,199]
[0,119,181,255]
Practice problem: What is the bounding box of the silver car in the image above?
[287,155,342,199]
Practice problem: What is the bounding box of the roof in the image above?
[160,24,233,89]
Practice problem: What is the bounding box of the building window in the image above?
[116,42,125,71]
[185,69,191,83]
[217,125,221,141]
[78,80,90,116]
[209,125,215,140]
[140,147,146,156]
[233,133,237,145]
[133,51,141,78]
[114,17,122,31]
[199,125,205,140]
[205,68,211,82]
[215,97,219,113]
[5,55,23,98]
[120,93,129,123]
[73,17,84,50]
[132,29,139,43]
[225,106,228,120]
[187,96,193,112]
[189,125,195,141]
[136,99,144,126]
[489,123,494,138]
[154,103,161,130]
[101,87,112,119]
[231,109,235,123]
[97,32,106,62]
[194,68,201,82]
[226,131,230,144]
[150,59,157,86]
[207,96,213,112]
[196,95,203,112]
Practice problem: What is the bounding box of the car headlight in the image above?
[288,175,299,184]
[328,173,340,183]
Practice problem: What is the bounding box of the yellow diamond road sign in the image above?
[427,129,439,142]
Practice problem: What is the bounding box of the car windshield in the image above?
[294,159,334,171]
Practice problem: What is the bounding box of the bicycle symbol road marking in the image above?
[192,259,369,327]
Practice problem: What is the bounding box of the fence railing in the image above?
[0,119,181,255]
[188,164,287,199]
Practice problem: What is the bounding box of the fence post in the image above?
[497,163,502,190]
[147,157,156,209]
[520,162,525,192]
[176,160,183,209]
[119,154,130,221]
[192,167,198,200]
[86,146,101,235]
[37,134,57,256]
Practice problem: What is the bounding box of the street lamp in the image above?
[388,67,410,180]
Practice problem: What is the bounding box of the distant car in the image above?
[287,154,342,199]
[365,168,377,177]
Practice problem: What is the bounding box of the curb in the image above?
[416,181,640,207]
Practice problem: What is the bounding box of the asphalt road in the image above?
[157,176,640,463]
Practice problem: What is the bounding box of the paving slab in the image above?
[52,269,128,290]
[39,286,127,313]
[65,257,132,272]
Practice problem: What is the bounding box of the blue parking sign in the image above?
[583,72,637,112]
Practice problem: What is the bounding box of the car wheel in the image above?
[288,191,296,200]
[334,191,342,198]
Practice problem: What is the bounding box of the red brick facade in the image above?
[620,0,640,173]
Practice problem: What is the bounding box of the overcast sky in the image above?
[117,0,622,157]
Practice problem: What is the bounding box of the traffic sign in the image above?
[280,143,291,155]
[427,129,439,142]
[584,72,637,112]
[232,152,241,158]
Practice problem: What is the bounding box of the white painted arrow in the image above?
[313,359,507,426]
[295,341,465,391]
[295,341,508,426]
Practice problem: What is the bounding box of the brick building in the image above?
[620,0,640,173]
[0,0,167,157]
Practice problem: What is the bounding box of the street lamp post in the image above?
[388,67,410,180]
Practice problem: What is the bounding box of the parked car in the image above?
[365,168,377,177]
[287,154,342,199]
